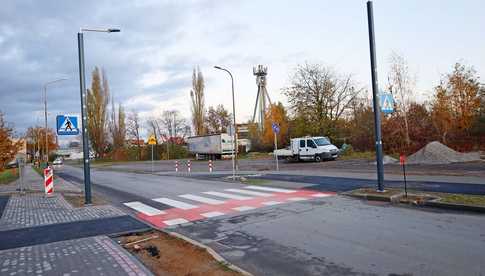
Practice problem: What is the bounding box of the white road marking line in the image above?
[262,201,282,206]
[225,188,273,197]
[311,193,332,198]
[201,211,225,218]
[203,191,253,200]
[245,185,296,193]
[232,206,256,212]
[123,202,165,216]
[287,197,308,201]
[179,194,225,205]
[152,198,198,210]
[163,218,189,226]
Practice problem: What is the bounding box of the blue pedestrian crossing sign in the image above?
[272,122,280,134]
[380,93,395,114]
[56,115,80,135]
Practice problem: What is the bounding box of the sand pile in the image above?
[407,141,481,164]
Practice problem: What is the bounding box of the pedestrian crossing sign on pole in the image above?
[56,115,80,135]
[380,93,395,114]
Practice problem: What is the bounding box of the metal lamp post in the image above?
[43,78,68,163]
[214,66,237,179]
[366,1,385,191]
[77,27,120,204]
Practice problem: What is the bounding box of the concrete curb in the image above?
[424,199,485,213]
[343,191,403,203]
[165,230,253,276]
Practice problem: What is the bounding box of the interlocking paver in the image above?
[0,194,125,231]
[0,235,153,276]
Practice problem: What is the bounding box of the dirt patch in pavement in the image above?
[119,230,241,276]
[62,193,108,207]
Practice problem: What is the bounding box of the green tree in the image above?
[206,104,231,134]
[87,67,110,158]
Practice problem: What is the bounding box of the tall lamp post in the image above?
[214,66,237,179]
[78,27,120,204]
[43,78,68,163]
[366,1,385,191]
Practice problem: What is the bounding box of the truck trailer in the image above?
[187,133,234,160]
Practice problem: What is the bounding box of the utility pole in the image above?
[77,27,120,204]
[366,1,385,191]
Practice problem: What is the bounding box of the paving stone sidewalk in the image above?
[0,235,153,276]
[0,165,81,194]
[0,194,125,231]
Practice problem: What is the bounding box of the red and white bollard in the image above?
[187,160,191,173]
[175,160,179,172]
[208,160,213,173]
[44,166,54,196]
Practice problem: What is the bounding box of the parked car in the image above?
[52,158,63,165]
[4,160,18,169]
[274,136,339,162]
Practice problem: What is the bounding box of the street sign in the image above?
[380,93,395,114]
[272,122,280,134]
[56,115,79,135]
[148,135,157,145]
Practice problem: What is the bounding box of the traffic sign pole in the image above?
[367,1,385,192]
[274,132,279,171]
[151,144,154,173]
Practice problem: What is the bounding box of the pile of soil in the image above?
[407,141,480,164]
[119,230,241,276]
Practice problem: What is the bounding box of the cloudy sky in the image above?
[1,0,483,142]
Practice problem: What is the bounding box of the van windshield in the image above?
[314,137,331,146]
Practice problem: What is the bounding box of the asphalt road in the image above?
[56,165,485,276]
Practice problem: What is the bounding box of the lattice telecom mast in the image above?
[252,65,272,130]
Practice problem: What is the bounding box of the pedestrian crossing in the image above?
[123,186,336,228]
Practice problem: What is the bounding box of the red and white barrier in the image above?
[187,160,191,173]
[209,160,213,173]
[175,160,179,172]
[44,166,54,195]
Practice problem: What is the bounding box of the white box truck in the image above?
[187,133,234,160]
[274,136,339,162]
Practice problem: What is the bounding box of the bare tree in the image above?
[87,67,110,158]
[387,52,414,146]
[283,63,362,137]
[146,117,161,143]
[159,110,189,139]
[190,67,206,135]
[127,111,142,160]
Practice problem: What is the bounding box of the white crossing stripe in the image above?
[201,211,225,218]
[232,206,256,212]
[203,191,252,200]
[287,197,308,201]
[152,198,197,210]
[245,185,296,193]
[225,188,273,197]
[179,194,225,205]
[123,202,165,216]
[262,201,282,206]
[311,193,332,198]
[163,218,189,226]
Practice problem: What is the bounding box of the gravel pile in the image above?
[407,141,481,164]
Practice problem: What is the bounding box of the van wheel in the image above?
[314,155,322,162]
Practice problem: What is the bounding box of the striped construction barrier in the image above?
[44,166,54,195]
[187,160,191,173]
[175,160,179,172]
[209,160,213,173]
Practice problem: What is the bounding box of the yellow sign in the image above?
[148,135,157,145]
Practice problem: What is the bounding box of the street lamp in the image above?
[43,78,68,163]
[214,66,237,179]
[78,27,120,204]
